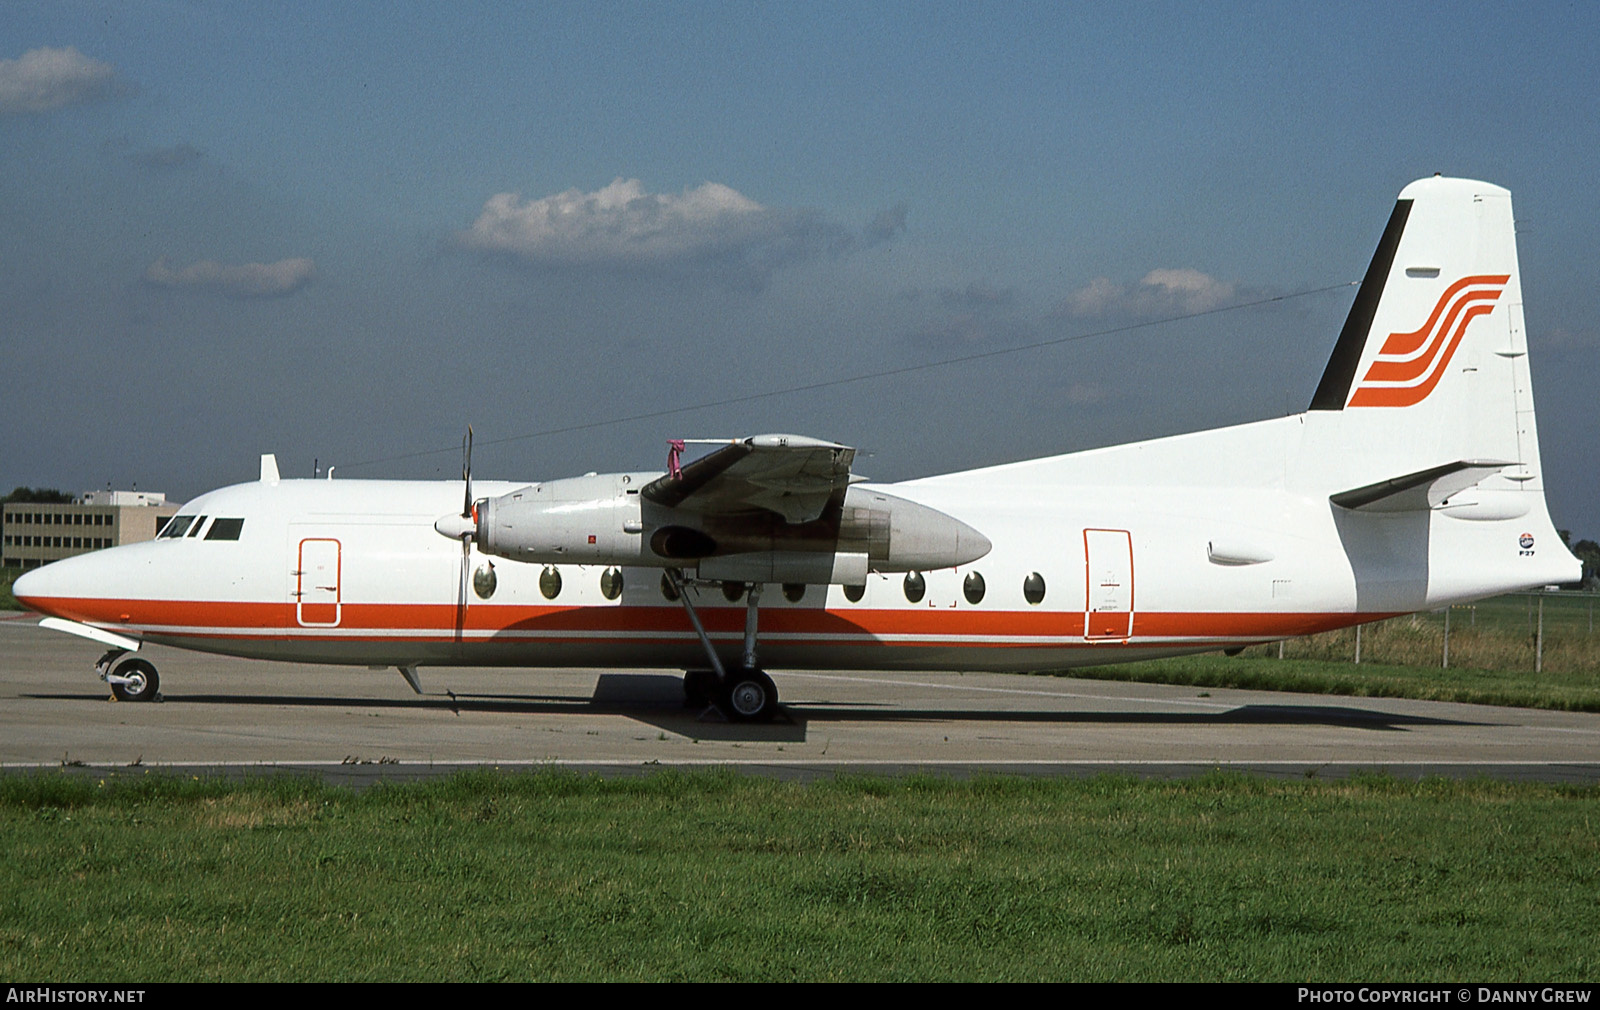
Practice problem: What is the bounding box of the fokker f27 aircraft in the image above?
[15,176,1581,721]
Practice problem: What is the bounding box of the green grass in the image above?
[1065,653,1600,712]
[1,770,1597,981]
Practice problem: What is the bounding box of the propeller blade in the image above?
[461,424,474,519]
[453,424,475,645]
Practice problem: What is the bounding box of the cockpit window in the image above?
[205,518,245,541]
[186,515,209,538]
[161,516,195,539]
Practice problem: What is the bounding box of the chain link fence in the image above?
[1253,590,1599,675]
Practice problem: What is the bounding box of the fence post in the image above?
[1354,624,1362,665]
[1443,606,1450,669]
[1536,593,1544,675]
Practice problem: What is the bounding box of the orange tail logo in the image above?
[1347,274,1509,407]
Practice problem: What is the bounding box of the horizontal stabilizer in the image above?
[1330,460,1513,513]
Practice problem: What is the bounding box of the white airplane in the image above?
[15,176,1581,721]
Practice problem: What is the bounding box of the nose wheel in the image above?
[105,656,161,703]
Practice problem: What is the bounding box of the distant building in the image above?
[2,491,181,570]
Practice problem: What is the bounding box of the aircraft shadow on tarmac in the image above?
[27,672,1488,743]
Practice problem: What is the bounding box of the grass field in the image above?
[2,770,1597,982]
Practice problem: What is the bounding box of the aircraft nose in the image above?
[11,554,101,619]
[11,566,50,613]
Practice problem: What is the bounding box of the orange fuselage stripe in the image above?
[23,595,1385,643]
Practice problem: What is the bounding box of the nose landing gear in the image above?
[97,649,161,703]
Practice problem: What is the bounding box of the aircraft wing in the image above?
[642,434,856,523]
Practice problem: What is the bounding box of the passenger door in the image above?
[1083,528,1134,639]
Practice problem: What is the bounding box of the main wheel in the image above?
[109,658,160,703]
[719,668,778,723]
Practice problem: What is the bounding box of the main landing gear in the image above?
[666,571,781,723]
[97,649,161,703]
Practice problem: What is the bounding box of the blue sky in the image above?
[2,2,1596,535]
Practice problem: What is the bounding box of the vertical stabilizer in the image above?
[1306,177,1578,598]
[1307,177,1541,487]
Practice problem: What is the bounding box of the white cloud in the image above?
[458,178,851,286]
[1140,268,1235,311]
[144,258,316,299]
[1064,268,1236,318]
[0,46,119,115]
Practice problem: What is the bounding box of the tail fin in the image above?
[1309,177,1542,491]
[1308,176,1579,593]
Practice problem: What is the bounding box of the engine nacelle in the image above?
[469,472,991,582]
[475,473,649,564]
[837,486,990,573]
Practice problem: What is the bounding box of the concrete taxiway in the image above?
[3,616,1598,784]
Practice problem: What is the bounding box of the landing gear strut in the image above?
[97,649,161,703]
[666,570,780,723]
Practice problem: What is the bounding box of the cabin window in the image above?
[963,572,986,604]
[903,571,925,603]
[660,573,680,602]
[161,516,195,539]
[205,518,245,541]
[1023,572,1046,605]
[722,581,745,603]
[539,566,562,600]
[843,583,865,603]
[473,562,498,599]
[600,567,624,600]
[782,583,806,603]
